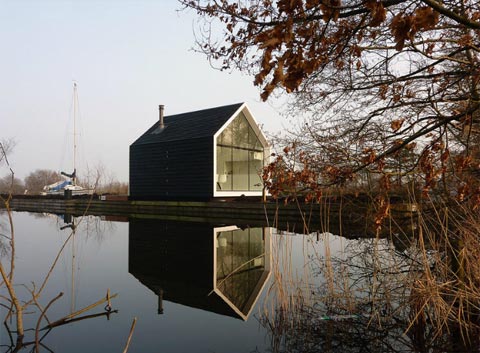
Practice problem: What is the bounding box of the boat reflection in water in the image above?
[128,219,271,320]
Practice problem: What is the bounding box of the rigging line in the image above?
[72,220,89,314]
[73,82,77,180]
[59,85,76,174]
[57,221,71,310]
[71,224,76,313]
[73,82,89,185]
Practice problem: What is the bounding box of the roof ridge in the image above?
[130,102,245,146]
[164,102,244,118]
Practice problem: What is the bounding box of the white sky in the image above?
[0,1,286,183]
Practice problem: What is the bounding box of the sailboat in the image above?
[42,83,94,196]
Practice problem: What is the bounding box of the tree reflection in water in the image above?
[261,228,480,353]
[0,211,118,353]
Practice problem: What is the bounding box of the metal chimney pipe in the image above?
[159,104,165,129]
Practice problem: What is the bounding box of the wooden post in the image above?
[157,289,164,314]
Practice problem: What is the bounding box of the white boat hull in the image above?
[41,185,94,196]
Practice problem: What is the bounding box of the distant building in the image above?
[129,103,269,199]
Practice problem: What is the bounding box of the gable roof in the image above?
[131,102,244,146]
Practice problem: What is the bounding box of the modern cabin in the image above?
[129,103,269,200]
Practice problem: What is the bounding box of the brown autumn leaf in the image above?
[391,118,405,132]
[306,0,320,10]
[261,83,276,101]
[379,84,388,99]
[441,149,450,163]
[406,142,417,150]
[390,14,413,50]
[273,60,285,84]
[254,71,266,86]
[258,36,282,49]
[365,0,387,26]
[413,7,439,31]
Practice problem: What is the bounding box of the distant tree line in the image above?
[0,168,128,195]
[1,139,128,195]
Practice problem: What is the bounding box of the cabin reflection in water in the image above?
[128,219,271,320]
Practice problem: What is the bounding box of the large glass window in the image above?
[216,113,264,192]
[216,146,232,190]
[231,113,250,148]
[232,149,249,190]
[249,150,263,191]
[216,227,266,315]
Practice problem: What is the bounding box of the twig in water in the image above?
[35,292,63,353]
[43,292,118,330]
[122,317,138,353]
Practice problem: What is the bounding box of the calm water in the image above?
[0,211,477,352]
[0,212,278,353]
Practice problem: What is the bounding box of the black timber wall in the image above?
[130,136,213,200]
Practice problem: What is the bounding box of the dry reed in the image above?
[260,193,480,352]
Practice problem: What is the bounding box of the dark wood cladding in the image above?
[130,136,213,200]
[129,103,244,200]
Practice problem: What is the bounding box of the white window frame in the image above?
[213,104,270,197]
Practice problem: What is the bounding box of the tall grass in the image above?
[260,195,480,352]
[407,199,480,343]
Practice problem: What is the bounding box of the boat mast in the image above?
[73,82,77,186]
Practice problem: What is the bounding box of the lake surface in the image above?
[0,211,477,352]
